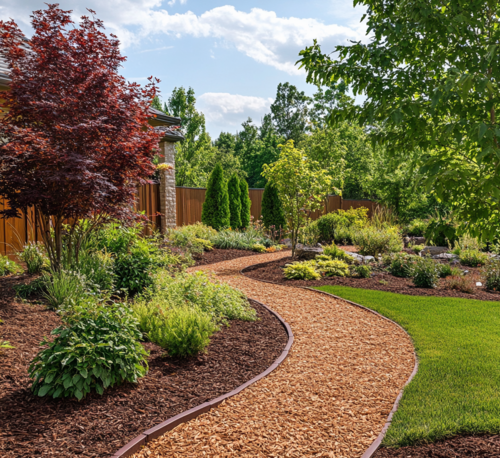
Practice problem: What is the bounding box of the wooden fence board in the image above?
[0,186,378,257]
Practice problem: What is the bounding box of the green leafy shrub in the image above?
[284,262,321,280]
[333,225,356,245]
[406,219,428,237]
[261,182,286,230]
[298,219,321,246]
[202,163,230,230]
[77,250,115,294]
[194,238,213,251]
[228,175,242,229]
[252,243,266,253]
[412,257,440,288]
[0,254,22,276]
[388,253,417,278]
[483,258,500,292]
[315,207,368,242]
[315,259,350,277]
[239,178,252,230]
[170,223,218,242]
[352,264,372,278]
[459,249,488,267]
[425,218,458,246]
[18,242,47,274]
[137,305,217,357]
[29,305,148,400]
[352,226,402,256]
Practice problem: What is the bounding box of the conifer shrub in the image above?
[201,163,230,230]
[227,175,242,229]
[261,182,286,230]
[239,179,251,229]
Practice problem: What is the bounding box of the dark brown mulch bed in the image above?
[243,256,500,302]
[374,435,500,457]
[0,276,288,457]
[194,247,264,266]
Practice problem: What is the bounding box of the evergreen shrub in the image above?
[227,175,242,229]
[201,163,230,230]
[261,182,286,230]
[239,179,251,229]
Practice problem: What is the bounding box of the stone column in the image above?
[158,140,177,231]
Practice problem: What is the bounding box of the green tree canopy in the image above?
[270,82,310,144]
[299,0,500,237]
[262,140,334,255]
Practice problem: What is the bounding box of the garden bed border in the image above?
[111,299,294,458]
[240,262,419,458]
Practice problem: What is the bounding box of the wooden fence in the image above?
[0,185,378,258]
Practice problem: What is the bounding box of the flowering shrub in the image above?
[388,253,418,278]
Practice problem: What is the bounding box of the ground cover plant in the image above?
[314,285,500,447]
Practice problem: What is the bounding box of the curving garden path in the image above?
[133,252,415,458]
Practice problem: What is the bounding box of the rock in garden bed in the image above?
[243,256,500,302]
[0,275,287,458]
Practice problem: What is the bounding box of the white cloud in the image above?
[137,45,174,53]
[198,92,273,127]
[0,2,366,75]
[167,0,187,6]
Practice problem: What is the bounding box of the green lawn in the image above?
[314,285,500,447]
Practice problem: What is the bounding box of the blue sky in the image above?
[0,0,367,137]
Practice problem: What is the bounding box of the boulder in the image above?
[295,246,323,260]
[432,253,458,260]
[421,246,449,256]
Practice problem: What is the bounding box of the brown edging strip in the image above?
[240,262,419,458]
[111,299,294,458]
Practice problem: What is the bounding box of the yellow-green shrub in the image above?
[315,259,350,277]
[284,262,321,280]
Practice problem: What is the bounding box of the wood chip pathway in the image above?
[133,252,415,457]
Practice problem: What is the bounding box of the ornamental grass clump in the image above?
[136,305,217,357]
[284,262,321,280]
[18,242,48,274]
[29,305,148,400]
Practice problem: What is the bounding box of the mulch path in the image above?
[0,275,287,457]
[375,435,500,457]
[194,248,263,266]
[243,256,500,302]
[133,252,415,457]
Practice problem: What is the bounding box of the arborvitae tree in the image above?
[227,175,242,229]
[239,179,251,229]
[201,163,230,230]
[261,182,286,230]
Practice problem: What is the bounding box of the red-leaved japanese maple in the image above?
[0,5,161,269]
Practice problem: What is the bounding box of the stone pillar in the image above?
[158,140,177,231]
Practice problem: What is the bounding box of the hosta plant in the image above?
[315,259,350,277]
[284,262,321,280]
[29,305,148,400]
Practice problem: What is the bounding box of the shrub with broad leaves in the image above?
[412,257,441,288]
[284,262,321,280]
[29,305,148,400]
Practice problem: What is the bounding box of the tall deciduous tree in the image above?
[201,163,230,230]
[299,0,500,238]
[227,175,242,229]
[262,141,334,255]
[270,83,310,144]
[0,5,160,269]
